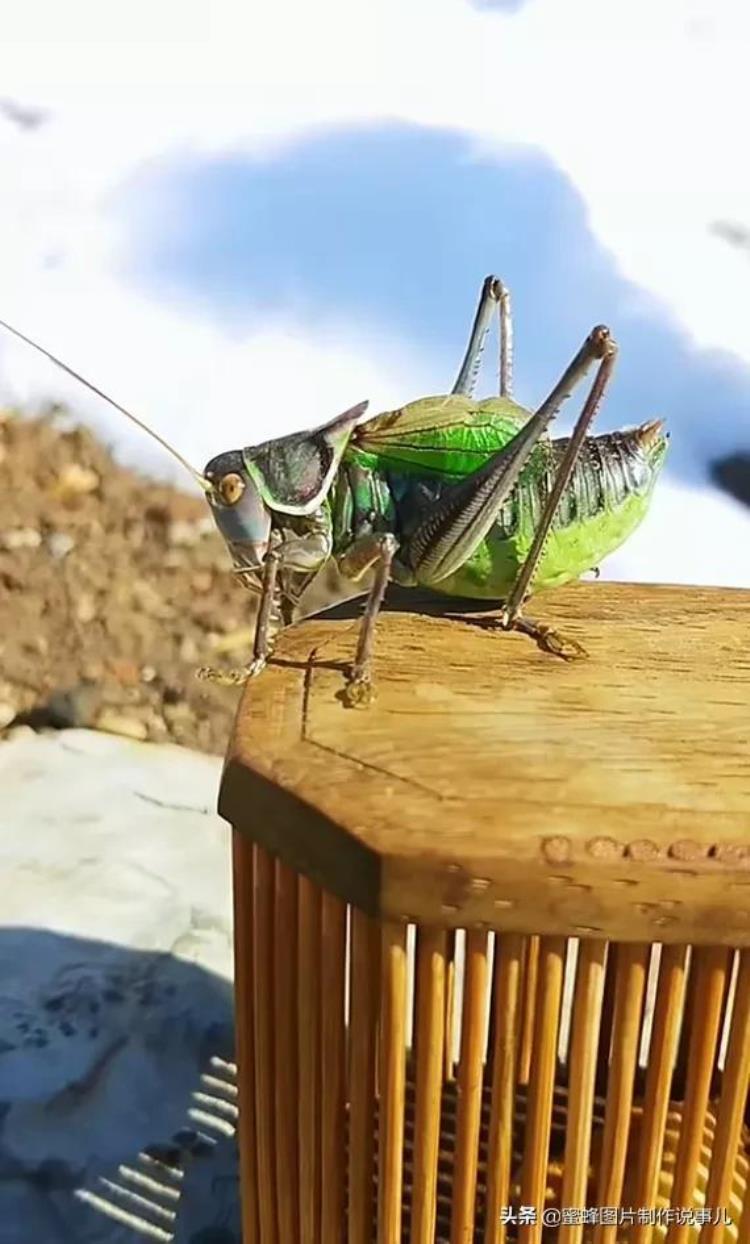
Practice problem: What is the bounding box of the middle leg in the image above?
[336,532,399,708]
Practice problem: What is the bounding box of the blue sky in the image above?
[118,122,750,490]
[1,0,749,586]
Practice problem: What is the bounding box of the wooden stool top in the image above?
[219,581,750,945]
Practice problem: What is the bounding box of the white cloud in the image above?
[604,480,750,589]
[0,0,749,584]
[2,279,431,482]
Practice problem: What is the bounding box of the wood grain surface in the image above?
[219,581,750,944]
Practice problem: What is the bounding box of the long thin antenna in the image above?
[0,315,211,491]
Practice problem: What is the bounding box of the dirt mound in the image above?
[0,407,258,755]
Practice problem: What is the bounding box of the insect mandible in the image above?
[0,276,668,707]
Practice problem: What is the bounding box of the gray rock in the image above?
[0,730,235,1241]
[0,528,42,551]
[46,532,76,560]
[35,684,101,729]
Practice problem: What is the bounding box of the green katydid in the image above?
[0,276,668,707]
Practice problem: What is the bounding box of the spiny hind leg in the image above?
[415,324,615,661]
[496,326,617,658]
[452,275,513,398]
[452,325,616,659]
[403,325,616,594]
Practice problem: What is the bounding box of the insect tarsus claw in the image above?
[194,665,247,687]
[499,615,588,662]
[194,656,268,687]
[341,673,375,709]
[538,627,588,662]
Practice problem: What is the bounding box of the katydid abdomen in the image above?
[342,393,668,600]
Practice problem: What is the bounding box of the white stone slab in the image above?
[0,729,234,1242]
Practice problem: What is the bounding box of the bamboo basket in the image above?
[218,582,750,1244]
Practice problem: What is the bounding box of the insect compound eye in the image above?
[218,472,246,506]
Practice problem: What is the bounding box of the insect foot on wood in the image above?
[195,656,268,687]
[507,616,589,661]
[339,672,375,710]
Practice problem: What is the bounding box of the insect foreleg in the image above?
[452,275,513,399]
[196,539,282,686]
[336,532,399,708]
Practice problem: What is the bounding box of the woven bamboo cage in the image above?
[218,583,750,1244]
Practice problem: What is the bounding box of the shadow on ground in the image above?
[0,927,234,1243]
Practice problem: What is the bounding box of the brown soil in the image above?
[0,406,261,754]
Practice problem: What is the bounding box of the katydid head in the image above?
[201,448,273,570]
[202,400,370,570]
